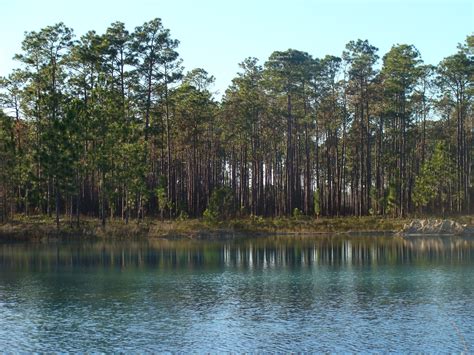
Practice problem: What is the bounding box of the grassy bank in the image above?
[1,214,473,241]
[0,214,413,240]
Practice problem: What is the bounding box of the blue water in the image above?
[0,235,473,352]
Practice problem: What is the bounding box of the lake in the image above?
[0,234,473,352]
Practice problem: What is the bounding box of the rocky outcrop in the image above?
[401,219,469,236]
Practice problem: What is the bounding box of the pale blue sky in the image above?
[0,0,472,96]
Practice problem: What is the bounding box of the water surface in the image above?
[0,234,473,352]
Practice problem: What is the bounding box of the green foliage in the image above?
[313,190,321,217]
[250,214,264,224]
[155,186,170,218]
[369,186,380,215]
[343,39,379,82]
[204,187,235,222]
[177,210,189,221]
[202,208,216,223]
[264,49,314,94]
[385,181,398,217]
[0,19,472,224]
[382,44,423,95]
[0,112,16,200]
[292,208,304,220]
[413,142,456,210]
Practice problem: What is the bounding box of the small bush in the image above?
[177,210,189,221]
[250,214,264,224]
[292,208,304,220]
[203,208,218,223]
[204,187,235,222]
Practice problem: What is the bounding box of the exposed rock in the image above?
[401,219,467,236]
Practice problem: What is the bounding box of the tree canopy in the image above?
[0,20,472,225]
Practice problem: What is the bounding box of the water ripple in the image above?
[0,235,473,352]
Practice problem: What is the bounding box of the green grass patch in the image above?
[3,214,470,240]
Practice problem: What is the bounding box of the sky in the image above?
[0,0,472,97]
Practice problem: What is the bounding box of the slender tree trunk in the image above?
[55,181,60,230]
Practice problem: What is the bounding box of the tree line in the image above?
[0,19,472,226]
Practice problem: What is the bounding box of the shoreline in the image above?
[0,215,409,241]
[1,215,473,241]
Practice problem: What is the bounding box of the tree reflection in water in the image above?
[0,235,472,270]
